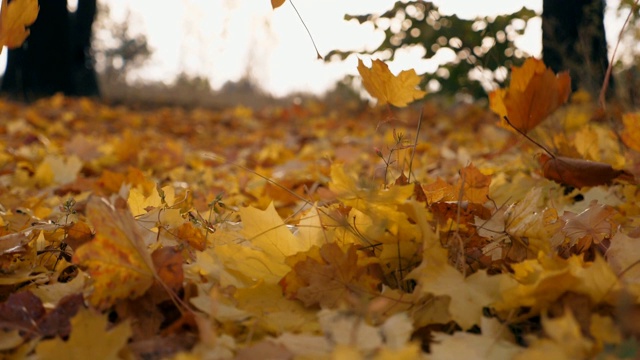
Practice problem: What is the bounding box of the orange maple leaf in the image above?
[357,59,426,107]
[489,58,571,133]
[422,163,491,204]
[73,197,156,309]
[0,0,38,50]
[622,113,640,152]
[279,242,381,308]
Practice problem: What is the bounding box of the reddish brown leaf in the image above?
[151,247,184,292]
[538,153,635,188]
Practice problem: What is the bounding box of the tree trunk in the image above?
[542,0,611,96]
[1,0,100,100]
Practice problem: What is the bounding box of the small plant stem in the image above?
[599,0,639,109]
[407,107,423,183]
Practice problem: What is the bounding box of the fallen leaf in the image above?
[538,153,635,188]
[73,196,156,309]
[357,59,426,107]
[280,242,381,308]
[35,308,131,360]
[622,112,640,152]
[561,200,616,250]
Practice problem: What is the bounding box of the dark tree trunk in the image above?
[70,0,99,97]
[542,0,612,96]
[1,0,99,101]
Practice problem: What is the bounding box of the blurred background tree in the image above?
[542,0,610,96]
[327,0,611,100]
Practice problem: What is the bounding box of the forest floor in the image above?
[1,93,640,359]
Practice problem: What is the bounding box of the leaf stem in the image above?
[288,0,322,59]
[503,116,555,159]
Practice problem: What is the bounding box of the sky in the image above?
[1,0,630,97]
[96,0,545,96]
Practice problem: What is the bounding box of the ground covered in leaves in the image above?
[1,92,640,359]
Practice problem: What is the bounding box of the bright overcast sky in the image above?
[2,0,628,97]
[100,0,547,96]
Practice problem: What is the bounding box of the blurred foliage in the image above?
[93,3,152,84]
[327,1,537,99]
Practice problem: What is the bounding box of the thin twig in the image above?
[408,107,423,183]
[599,0,639,108]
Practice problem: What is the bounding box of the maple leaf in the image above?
[0,0,38,50]
[622,112,640,152]
[72,197,156,309]
[490,57,571,133]
[495,253,619,313]
[35,308,131,360]
[280,242,381,308]
[409,263,509,330]
[357,59,426,107]
[271,0,286,9]
[538,153,635,188]
[515,310,593,359]
[561,200,616,250]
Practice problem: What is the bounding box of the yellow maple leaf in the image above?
[0,0,38,50]
[489,57,571,133]
[35,308,131,360]
[357,59,426,107]
[212,202,304,285]
[515,311,593,360]
[73,197,156,309]
[496,253,619,313]
[410,263,509,330]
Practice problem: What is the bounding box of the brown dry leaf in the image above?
[271,0,286,9]
[490,57,571,133]
[72,197,156,309]
[459,163,491,204]
[561,200,616,249]
[357,59,426,107]
[538,153,635,188]
[151,246,184,292]
[280,242,381,308]
[0,0,38,50]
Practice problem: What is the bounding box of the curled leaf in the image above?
[538,153,635,188]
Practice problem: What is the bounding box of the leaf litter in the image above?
[0,56,640,359]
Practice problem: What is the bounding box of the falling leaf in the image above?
[271,0,286,9]
[490,57,571,132]
[538,153,635,188]
[72,197,156,309]
[35,308,131,360]
[0,0,38,50]
[357,59,426,107]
